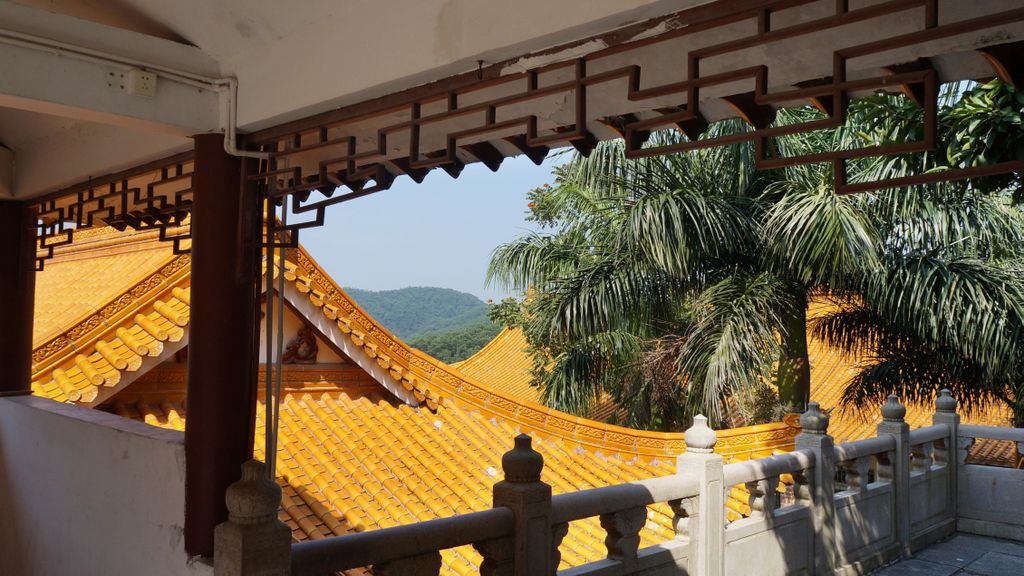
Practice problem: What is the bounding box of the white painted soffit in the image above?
[1,0,706,199]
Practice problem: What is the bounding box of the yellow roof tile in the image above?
[805,300,1011,442]
[34,226,180,345]
[30,230,817,574]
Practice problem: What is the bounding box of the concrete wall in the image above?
[0,395,211,576]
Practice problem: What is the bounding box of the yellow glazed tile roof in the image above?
[31,227,191,407]
[30,233,802,573]
[454,328,538,402]
[31,229,1020,573]
[31,236,799,462]
[455,327,625,423]
[108,369,790,571]
[461,300,1016,463]
[804,301,1012,443]
[33,226,181,345]
[110,385,688,573]
[280,247,799,461]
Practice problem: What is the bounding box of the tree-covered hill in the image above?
[344,286,490,341]
[409,319,501,363]
[344,286,500,363]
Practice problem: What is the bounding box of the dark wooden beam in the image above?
[722,91,776,129]
[184,134,260,557]
[793,77,836,116]
[440,158,466,179]
[570,131,599,157]
[504,135,550,165]
[461,142,505,172]
[884,59,933,107]
[0,201,36,396]
[389,158,431,183]
[978,41,1024,89]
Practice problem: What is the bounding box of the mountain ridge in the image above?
[343,286,490,341]
[344,286,500,362]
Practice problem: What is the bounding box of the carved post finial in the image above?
[215,459,291,575]
[799,402,830,435]
[935,389,957,414]
[684,415,717,453]
[225,460,281,525]
[493,434,558,575]
[502,434,544,483]
[677,414,725,576]
[795,402,836,573]
[881,395,906,422]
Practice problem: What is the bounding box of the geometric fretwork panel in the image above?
[31,152,194,269]
[248,0,1024,234]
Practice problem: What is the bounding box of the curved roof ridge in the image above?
[450,327,538,402]
[32,253,191,405]
[455,326,521,369]
[288,246,801,459]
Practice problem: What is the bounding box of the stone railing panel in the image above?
[907,424,955,544]
[721,450,815,576]
[957,424,1024,541]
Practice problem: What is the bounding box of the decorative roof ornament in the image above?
[684,415,717,454]
[935,389,957,414]
[282,324,318,364]
[799,402,830,435]
[502,434,544,483]
[881,395,907,423]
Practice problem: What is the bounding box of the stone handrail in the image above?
[959,423,1024,442]
[214,390,1024,576]
[289,507,514,575]
[909,424,950,445]
[550,473,699,524]
[832,434,895,461]
[722,449,814,485]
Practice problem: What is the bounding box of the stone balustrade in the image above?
[214,390,1024,575]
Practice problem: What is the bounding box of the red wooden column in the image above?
[185,134,261,556]
[0,201,36,396]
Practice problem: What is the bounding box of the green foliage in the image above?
[344,286,490,340]
[944,79,1024,200]
[409,318,502,363]
[489,79,1024,431]
[487,297,525,329]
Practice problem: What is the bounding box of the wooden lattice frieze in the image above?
[247,0,1024,234]
[31,152,195,269]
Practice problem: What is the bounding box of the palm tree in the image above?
[488,80,1024,430]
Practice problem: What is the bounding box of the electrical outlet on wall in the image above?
[126,69,157,97]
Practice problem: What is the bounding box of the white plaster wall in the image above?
[0,395,211,576]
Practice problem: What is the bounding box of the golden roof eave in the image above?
[286,246,800,460]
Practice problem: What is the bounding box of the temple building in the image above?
[28,225,1015,574]
[3,1,1023,574]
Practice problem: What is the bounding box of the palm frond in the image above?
[676,272,791,424]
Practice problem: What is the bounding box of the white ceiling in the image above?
[2,0,695,198]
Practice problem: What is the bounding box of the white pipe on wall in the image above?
[0,27,269,159]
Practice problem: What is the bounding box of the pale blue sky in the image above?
[301,155,563,302]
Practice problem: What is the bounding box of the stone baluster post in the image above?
[677,415,724,576]
[877,395,911,558]
[932,390,960,522]
[214,459,291,575]
[599,506,647,571]
[491,434,558,576]
[794,402,836,575]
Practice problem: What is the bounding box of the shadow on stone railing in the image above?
[212,390,1024,576]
